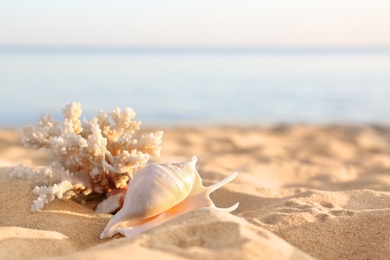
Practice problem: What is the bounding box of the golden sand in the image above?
[1,125,390,259]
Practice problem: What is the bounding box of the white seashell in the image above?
[100,156,239,238]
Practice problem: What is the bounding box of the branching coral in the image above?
[10,102,163,213]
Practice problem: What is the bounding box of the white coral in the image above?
[31,180,74,212]
[11,102,163,212]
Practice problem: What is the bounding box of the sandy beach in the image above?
[2,124,390,259]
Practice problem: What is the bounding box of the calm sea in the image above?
[1,48,390,127]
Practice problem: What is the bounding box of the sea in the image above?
[1,48,390,127]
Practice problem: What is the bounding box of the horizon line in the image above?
[1,44,390,55]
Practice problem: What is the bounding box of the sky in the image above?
[1,0,390,48]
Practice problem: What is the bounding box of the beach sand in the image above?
[1,125,390,259]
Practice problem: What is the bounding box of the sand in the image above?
[1,125,390,259]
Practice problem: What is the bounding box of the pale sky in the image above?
[1,0,390,47]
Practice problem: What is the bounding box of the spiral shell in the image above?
[100,156,239,238]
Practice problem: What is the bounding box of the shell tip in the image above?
[100,230,108,239]
[191,156,198,163]
[216,202,239,213]
[207,171,239,194]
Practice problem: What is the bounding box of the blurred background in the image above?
[1,0,390,127]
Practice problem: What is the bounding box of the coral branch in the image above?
[31,181,74,212]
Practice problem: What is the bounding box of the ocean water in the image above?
[1,49,390,127]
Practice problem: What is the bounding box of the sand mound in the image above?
[63,208,312,260]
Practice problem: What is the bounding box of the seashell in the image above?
[100,156,239,238]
